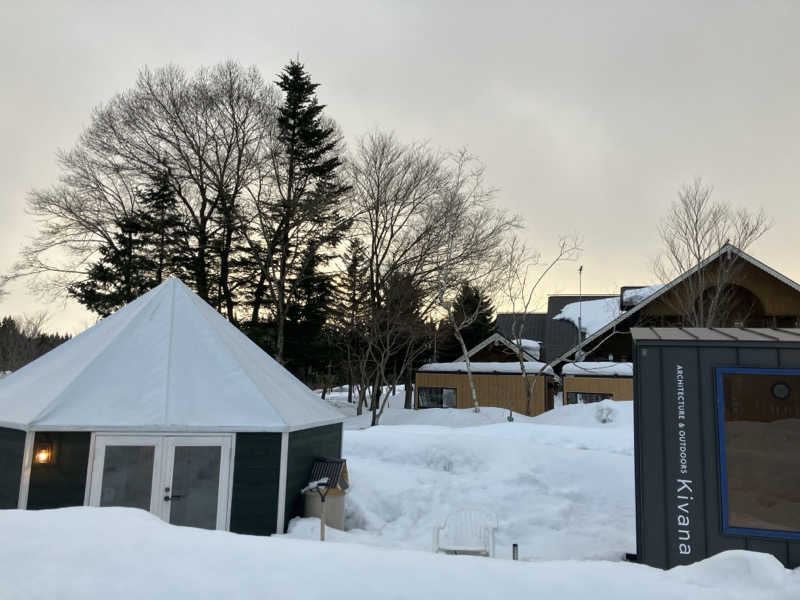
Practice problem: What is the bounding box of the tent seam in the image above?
[163,278,177,426]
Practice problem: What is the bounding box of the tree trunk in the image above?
[450,310,478,413]
[404,366,413,410]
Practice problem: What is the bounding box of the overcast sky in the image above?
[1,1,799,333]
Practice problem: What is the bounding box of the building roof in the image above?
[631,327,800,342]
[551,244,800,365]
[561,362,633,377]
[0,278,343,433]
[418,361,555,376]
[495,313,546,343]
[458,332,540,361]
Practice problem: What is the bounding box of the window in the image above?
[418,387,457,409]
[565,392,613,405]
[717,368,800,538]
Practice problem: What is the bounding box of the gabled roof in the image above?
[458,332,539,362]
[0,277,343,433]
[550,244,800,366]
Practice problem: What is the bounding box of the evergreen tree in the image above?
[437,283,497,361]
[243,59,351,363]
[68,172,187,316]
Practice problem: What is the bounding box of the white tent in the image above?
[0,277,343,433]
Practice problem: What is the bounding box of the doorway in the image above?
[88,434,232,530]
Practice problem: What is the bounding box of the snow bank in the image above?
[554,296,622,337]
[1,508,797,600]
[562,362,633,377]
[289,401,635,562]
[419,361,554,375]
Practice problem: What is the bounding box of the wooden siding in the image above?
[414,372,553,416]
[26,432,91,510]
[562,376,633,401]
[229,433,282,536]
[284,424,343,532]
[0,427,25,509]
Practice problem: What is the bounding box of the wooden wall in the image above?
[414,372,553,416]
[562,376,633,401]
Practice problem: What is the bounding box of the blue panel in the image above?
[715,367,800,541]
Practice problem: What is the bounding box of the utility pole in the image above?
[578,265,584,346]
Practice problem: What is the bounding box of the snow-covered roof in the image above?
[459,332,540,361]
[561,362,633,377]
[519,339,541,359]
[0,278,343,433]
[551,244,800,366]
[419,361,554,376]
[553,296,622,337]
[621,284,663,307]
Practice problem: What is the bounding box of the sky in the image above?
[1,0,799,333]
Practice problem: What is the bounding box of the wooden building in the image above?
[552,244,800,368]
[415,362,555,416]
[0,278,344,535]
[561,362,633,404]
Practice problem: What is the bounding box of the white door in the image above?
[160,436,232,530]
[89,435,164,514]
[89,434,232,530]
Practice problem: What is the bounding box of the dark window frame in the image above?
[715,366,800,540]
[418,387,457,409]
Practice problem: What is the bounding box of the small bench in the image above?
[433,508,497,558]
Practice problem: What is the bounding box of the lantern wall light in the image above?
[34,440,54,465]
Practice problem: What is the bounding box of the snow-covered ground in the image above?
[2,395,799,598]
[290,397,634,561]
[2,508,798,600]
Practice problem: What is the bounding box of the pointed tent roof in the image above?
[0,278,343,433]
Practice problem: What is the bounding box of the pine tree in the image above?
[244,60,351,363]
[437,284,497,361]
[68,171,187,316]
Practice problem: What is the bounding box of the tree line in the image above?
[10,59,525,424]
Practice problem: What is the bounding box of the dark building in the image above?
[551,245,800,369]
[632,327,800,569]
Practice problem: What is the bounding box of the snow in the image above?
[554,296,623,337]
[0,277,342,432]
[562,362,634,377]
[1,509,798,600]
[622,284,664,306]
[0,370,10,380]
[519,338,541,359]
[419,361,555,375]
[2,399,799,598]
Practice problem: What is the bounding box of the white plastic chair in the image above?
[433,507,498,557]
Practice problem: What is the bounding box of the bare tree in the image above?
[14,62,279,317]
[347,132,517,424]
[654,179,771,326]
[433,151,519,413]
[503,235,581,417]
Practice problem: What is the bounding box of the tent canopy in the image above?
[0,278,343,433]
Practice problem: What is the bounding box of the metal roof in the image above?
[631,327,800,342]
[308,457,349,491]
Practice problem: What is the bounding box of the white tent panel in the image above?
[0,278,343,432]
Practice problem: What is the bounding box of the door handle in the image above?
[163,494,184,502]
